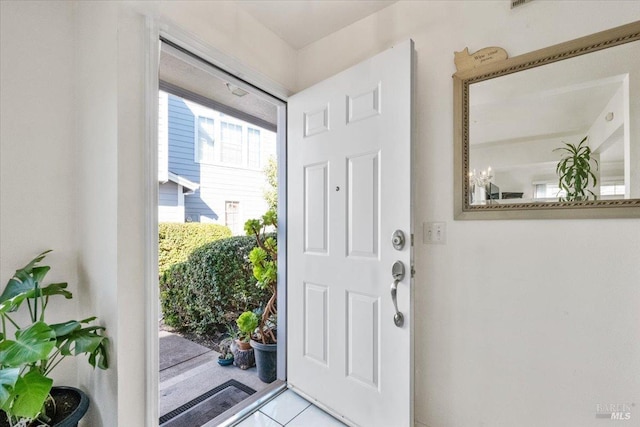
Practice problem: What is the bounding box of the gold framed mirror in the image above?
[454,21,640,219]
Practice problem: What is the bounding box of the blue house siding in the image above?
[160,91,277,232]
[167,95,199,183]
[158,181,185,223]
[159,181,178,207]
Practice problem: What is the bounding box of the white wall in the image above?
[297,2,640,426]
[75,2,120,425]
[0,0,79,391]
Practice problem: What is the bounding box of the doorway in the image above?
[154,38,288,426]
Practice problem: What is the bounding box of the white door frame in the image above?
[143,17,290,427]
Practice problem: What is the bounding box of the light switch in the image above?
[424,222,446,244]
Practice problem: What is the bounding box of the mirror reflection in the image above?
[468,39,639,206]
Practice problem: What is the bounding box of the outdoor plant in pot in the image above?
[217,338,234,366]
[554,136,599,201]
[0,251,109,427]
[233,311,257,370]
[245,210,278,383]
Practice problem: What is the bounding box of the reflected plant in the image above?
[554,136,599,201]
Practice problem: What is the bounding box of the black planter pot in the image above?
[250,340,277,383]
[0,386,89,427]
[50,386,90,427]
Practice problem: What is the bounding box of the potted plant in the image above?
[217,338,234,366]
[233,311,257,369]
[245,210,278,383]
[0,250,109,427]
[554,136,599,201]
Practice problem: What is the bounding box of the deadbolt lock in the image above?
[392,230,405,250]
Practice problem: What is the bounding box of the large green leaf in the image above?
[11,371,52,419]
[49,320,81,338]
[0,278,35,305]
[0,368,19,410]
[89,339,109,370]
[54,322,109,369]
[0,282,70,314]
[0,251,51,304]
[0,322,55,366]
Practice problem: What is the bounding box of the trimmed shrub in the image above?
[159,222,232,275]
[160,235,274,335]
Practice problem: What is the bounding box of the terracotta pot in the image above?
[236,339,252,350]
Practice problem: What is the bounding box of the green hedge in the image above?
[160,235,273,335]
[159,222,232,275]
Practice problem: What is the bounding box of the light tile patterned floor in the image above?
[235,390,347,427]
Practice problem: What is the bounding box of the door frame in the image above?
[143,17,290,427]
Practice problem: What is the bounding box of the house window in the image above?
[196,116,215,163]
[247,128,261,168]
[221,122,242,165]
[225,201,240,235]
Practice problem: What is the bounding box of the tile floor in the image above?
[234,389,347,427]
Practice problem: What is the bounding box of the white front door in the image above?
[287,40,414,427]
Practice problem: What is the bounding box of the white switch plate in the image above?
[424,222,446,244]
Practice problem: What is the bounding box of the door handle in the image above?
[391,261,405,327]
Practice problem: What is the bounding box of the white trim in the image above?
[144,16,160,427]
[158,90,169,182]
[166,171,199,192]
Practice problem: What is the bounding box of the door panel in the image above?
[288,40,413,427]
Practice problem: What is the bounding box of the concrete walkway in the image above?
[159,330,270,421]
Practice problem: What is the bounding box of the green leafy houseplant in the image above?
[0,251,109,426]
[244,210,277,344]
[554,136,599,201]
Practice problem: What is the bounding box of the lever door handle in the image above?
[391,261,405,327]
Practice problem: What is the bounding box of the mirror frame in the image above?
[454,20,640,220]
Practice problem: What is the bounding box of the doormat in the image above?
[159,379,257,426]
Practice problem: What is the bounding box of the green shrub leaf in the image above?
[159,223,232,275]
[159,235,272,335]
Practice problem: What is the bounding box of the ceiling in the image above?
[237,0,397,49]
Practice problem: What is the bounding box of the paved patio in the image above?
[159,330,270,423]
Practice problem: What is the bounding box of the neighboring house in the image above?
[158,90,277,234]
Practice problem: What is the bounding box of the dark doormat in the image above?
[159,379,256,426]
